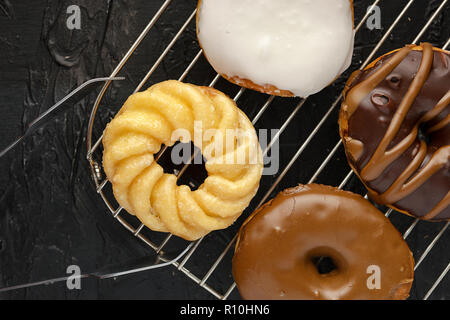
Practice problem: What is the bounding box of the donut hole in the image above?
[306,247,346,277]
[156,141,208,191]
[311,256,339,275]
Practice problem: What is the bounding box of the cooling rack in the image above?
[86,0,450,300]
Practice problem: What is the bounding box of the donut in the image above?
[339,43,450,221]
[232,184,414,300]
[102,80,263,241]
[196,0,355,97]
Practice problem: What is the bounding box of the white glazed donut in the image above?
[197,0,355,97]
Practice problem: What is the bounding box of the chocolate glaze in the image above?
[232,184,414,300]
[340,44,450,221]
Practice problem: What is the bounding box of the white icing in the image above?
[198,0,354,97]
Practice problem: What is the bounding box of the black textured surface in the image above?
[0,0,449,300]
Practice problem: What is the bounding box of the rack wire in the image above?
[86,0,450,300]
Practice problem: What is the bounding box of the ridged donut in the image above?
[102,80,263,240]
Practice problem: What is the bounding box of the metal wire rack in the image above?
[86,0,450,300]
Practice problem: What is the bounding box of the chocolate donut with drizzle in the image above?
[339,43,449,221]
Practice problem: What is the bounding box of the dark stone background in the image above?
[0,0,448,299]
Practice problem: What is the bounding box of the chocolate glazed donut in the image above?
[339,43,450,221]
[232,184,414,300]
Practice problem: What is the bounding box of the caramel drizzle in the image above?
[347,43,450,220]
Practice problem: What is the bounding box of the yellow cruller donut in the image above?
[102,80,263,241]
